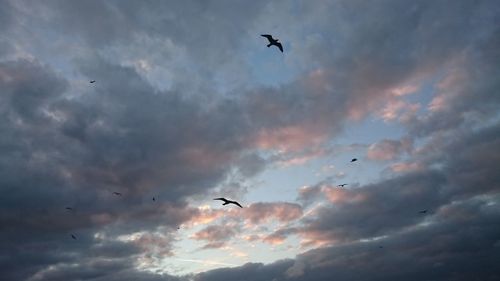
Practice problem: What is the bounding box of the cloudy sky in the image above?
[1,0,500,280]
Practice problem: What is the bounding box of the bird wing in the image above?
[232,201,243,208]
[261,34,273,40]
[214,198,227,201]
[276,42,283,52]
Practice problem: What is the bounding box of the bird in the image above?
[214,198,243,208]
[261,34,283,52]
[419,209,428,214]
[379,246,384,249]
[152,197,156,201]
[337,184,348,187]
[351,158,358,162]
[65,207,74,211]
[112,192,122,196]
[71,234,77,240]
[90,80,96,83]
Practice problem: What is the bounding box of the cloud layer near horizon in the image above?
[1,0,499,280]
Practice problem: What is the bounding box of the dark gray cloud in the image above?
[194,260,294,281]
[0,0,499,280]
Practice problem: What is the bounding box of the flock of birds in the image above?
[67,35,428,242]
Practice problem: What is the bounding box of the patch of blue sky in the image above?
[246,42,299,87]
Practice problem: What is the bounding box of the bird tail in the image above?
[267,43,272,47]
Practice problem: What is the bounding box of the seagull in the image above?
[90,80,96,83]
[65,207,74,211]
[337,184,348,187]
[214,198,243,208]
[351,158,358,162]
[71,234,77,240]
[261,34,283,52]
[112,192,122,196]
[419,209,428,214]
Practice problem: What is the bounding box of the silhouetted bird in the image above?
[419,209,428,214]
[90,80,96,83]
[65,207,74,211]
[152,197,156,201]
[214,198,243,208]
[112,192,122,196]
[71,234,77,240]
[337,184,348,187]
[351,158,358,162]
[261,34,283,52]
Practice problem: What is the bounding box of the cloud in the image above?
[1,0,499,280]
[243,202,303,225]
[263,228,298,245]
[367,138,413,161]
[192,225,238,249]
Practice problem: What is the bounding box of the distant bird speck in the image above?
[419,209,428,214]
[113,192,122,196]
[90,80,96,83]
[214,197,243,208]
[337,184,348,187]
[71,234,77,240]
[65,207,74,211]
[261,34,283,52]
[152,197,156,201]
[351,158,358,162]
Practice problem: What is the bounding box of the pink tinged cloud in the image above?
[367,138,413,161]
[263,233,287,245]
[379,99,421,123]
[390,162,423,173]
[428,55,468,113]
[254,124,327,153]
[243,202,303,225]
[347,82,420,121]
[276,146,329,167]
[192,225,237,249]
[322,186,368,204]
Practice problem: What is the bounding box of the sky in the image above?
[0,0,499,280]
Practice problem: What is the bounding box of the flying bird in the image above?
[71,234,77,240]
[112,192,122,196]
[351,158,358,162]
[152,197,156,201]
[214,198,243,208]
[261,34,283,52]
[89,80,96,83]
[65,207,74,211]
[419,209,428,214]
[337,184,348,187]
